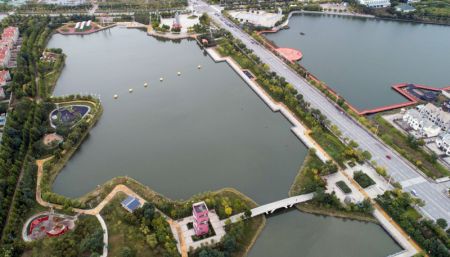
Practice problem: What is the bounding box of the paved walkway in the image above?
[95,214,108,257]
[206,48,329,163]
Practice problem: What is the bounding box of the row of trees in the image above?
[376,190,450,257]
[0,15,100,257]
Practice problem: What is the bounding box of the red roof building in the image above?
[2,27,19,44]
[0,46,10,68]
[0,70,10,86]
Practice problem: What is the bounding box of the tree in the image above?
[146,234,158,249]
[225,206,233,216]
[120,247,134,257]
[80,229,104,253]
[361,150,372,161]
[436,218,447,229]
[199,13,210,26]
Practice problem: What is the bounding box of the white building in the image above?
[403,108,423,131]
[358,0,390,8]
[419,103,450,131]
[402,104,449,138]
[436,133,450,155]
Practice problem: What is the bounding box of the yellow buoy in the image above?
[144,82,148,87]
[160,77,164,81]
[197,65,202,69]
[129,88,133,93]
[113,94,118,99]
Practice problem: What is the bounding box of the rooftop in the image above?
[193,201,208,214]
[121,196,142,212]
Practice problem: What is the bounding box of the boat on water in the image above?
[300,32,305,35]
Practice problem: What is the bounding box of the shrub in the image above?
[336,180,352,194]
[353,171,376,188]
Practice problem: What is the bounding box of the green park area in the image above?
[376,190,450,257]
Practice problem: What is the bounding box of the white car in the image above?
[411,189,418,197]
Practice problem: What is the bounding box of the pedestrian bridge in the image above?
[250,193,314,217]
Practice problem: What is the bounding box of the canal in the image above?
[266,14,450,110]
[48,27,401,256]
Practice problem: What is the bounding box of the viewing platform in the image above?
[275,47,303,62]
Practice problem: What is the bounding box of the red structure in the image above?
[192,201,209,236]
[28,216,49,234]
[256,29,450,116]
[275,48,303,62]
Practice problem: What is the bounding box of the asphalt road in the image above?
[198,3,450,222]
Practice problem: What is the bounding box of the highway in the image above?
[194,1,450,222]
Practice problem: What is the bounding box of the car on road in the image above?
[411,190,418,197]
[386,155,391,160]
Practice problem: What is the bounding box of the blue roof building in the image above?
[121,196,142,213]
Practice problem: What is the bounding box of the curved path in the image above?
[35,157,187,257]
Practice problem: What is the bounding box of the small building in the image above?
[420,103,450,131]
[402,107,442,137]
[395,3,416,13]
[358,0,390,8]
[121,196,142,213]
[0,113,7,126]
[0,46,11,68]
[0,70,10,87]
[436,133,450,156]
[2,27,19,44]
[442,101,450,112]
[192,201,209,236]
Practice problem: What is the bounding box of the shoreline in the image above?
[204,46,421,256]
[57,24,116,35]
[280,10,448,29]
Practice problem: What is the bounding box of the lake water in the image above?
[48,28,307,203]
[266,14,450,110]
[48,27,401,256]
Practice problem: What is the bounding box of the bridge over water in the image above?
[222,193,315,225]
[250,193,314,217]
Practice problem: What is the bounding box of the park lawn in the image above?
[414,0,450,18]
[373,115,450,179]
[296,202,377,223]
[229,216,265,257]
[289,151,325,196]
[100,193,160,257]
[403,207,422,221]
[310,130,348,167]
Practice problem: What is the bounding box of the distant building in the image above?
[0,70,11,87]
[0,46,11,68]
[2,27,19,45]
[436,133,450,155]
[402,103,450,138]
[358,0,390,8]
[121,196,142,213]
[395,3,416,12]
[403,108,441,137]
[192,201,209,236]
[0,113,6,126]
[419,103,450,131]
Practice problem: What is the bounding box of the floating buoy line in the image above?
[114,66,203,99]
